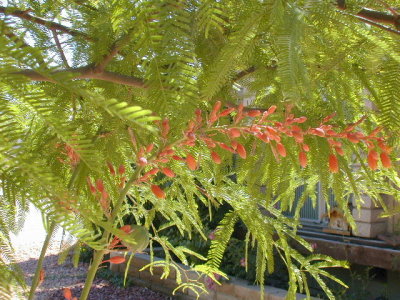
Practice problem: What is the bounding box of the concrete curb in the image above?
[110,252,317,300]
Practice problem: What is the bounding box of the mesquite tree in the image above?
[0,1,399,299]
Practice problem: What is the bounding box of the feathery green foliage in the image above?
[0,1,399,299]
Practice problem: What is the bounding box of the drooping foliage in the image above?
[0,0,399,299]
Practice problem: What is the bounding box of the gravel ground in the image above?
[12,206,170,300]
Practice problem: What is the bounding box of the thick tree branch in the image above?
[233,65,277,83]
[51,30,70,68]
[0,6,94,41]
[352,15,400,35]
[233,66,256,82]
[337,1,400,31]
[15,66,146,88]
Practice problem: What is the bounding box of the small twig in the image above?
[94,28,135,73]
[72,0,97,11]
[51,30,70,68]
[2,24,46,66]
[0,6,93,41]
[14,66,147,88]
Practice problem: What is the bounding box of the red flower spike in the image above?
[63,288,72,300]
[302,144,310,152]
[186,154,198,170]
[162,119,170,138]
[187,120,195,132]
[292,131,304,143]
[335,146,345,156]
[120,225,132,234]
[195,108,202,124]
[235,104,244,123]
[159,149,175,156]
[380,152,392,168]
[326,129,336,136]
[209,101,221,124]
[138,147,145,158]
[369,127,382,137]
[299,151,307,168]
[95,179,105,193]
[107,162,116,176]
[368,155,378,170]
[151,185,166,199]
[39,268,45,285]
[146,168,159,176]
[276,143,287,157]
[103,256,126,264]
[368,150,379,160]
[236,143,247,159]
[293,116,307,123]
[172,155,184,161]
[378,141,392,153]
[162,167,175,178]
[146,143,154,153]
[118,164,125,175]
[219,143,235,153]
[267,105,277,115]
[231,140,238,150]
[138,157,148,166]
[109,236,121,249]
[329,154,339,173]
[211,151,222,164]
[256,133,269,143]
[212,101,222,115]
[220,107,235,116]
[87,177,96,195]
[322,112,337,123]
[311,128,325,137]
[204,139,217,148]
[228,128,241,138]
[101,190,109,202]
[137,175,149,182]
[247,110,261,117]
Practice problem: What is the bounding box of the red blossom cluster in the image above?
[176,101,392,174]
[108,225,133,250]
[83,102,391,203]
[55,143,80,167]
[63,287,77,300]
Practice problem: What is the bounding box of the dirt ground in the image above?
[12,206,170,299]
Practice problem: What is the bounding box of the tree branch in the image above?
[15,66,146,88]
[51,30,70,68]
[232,65,277,83]
[93,29,135,73]
[352,14,400,35]
[2,22,46,65]
[0,6,94,41]
[233,66,256,82]
[337,1,400,31]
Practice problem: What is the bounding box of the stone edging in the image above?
[110,252,316,300]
